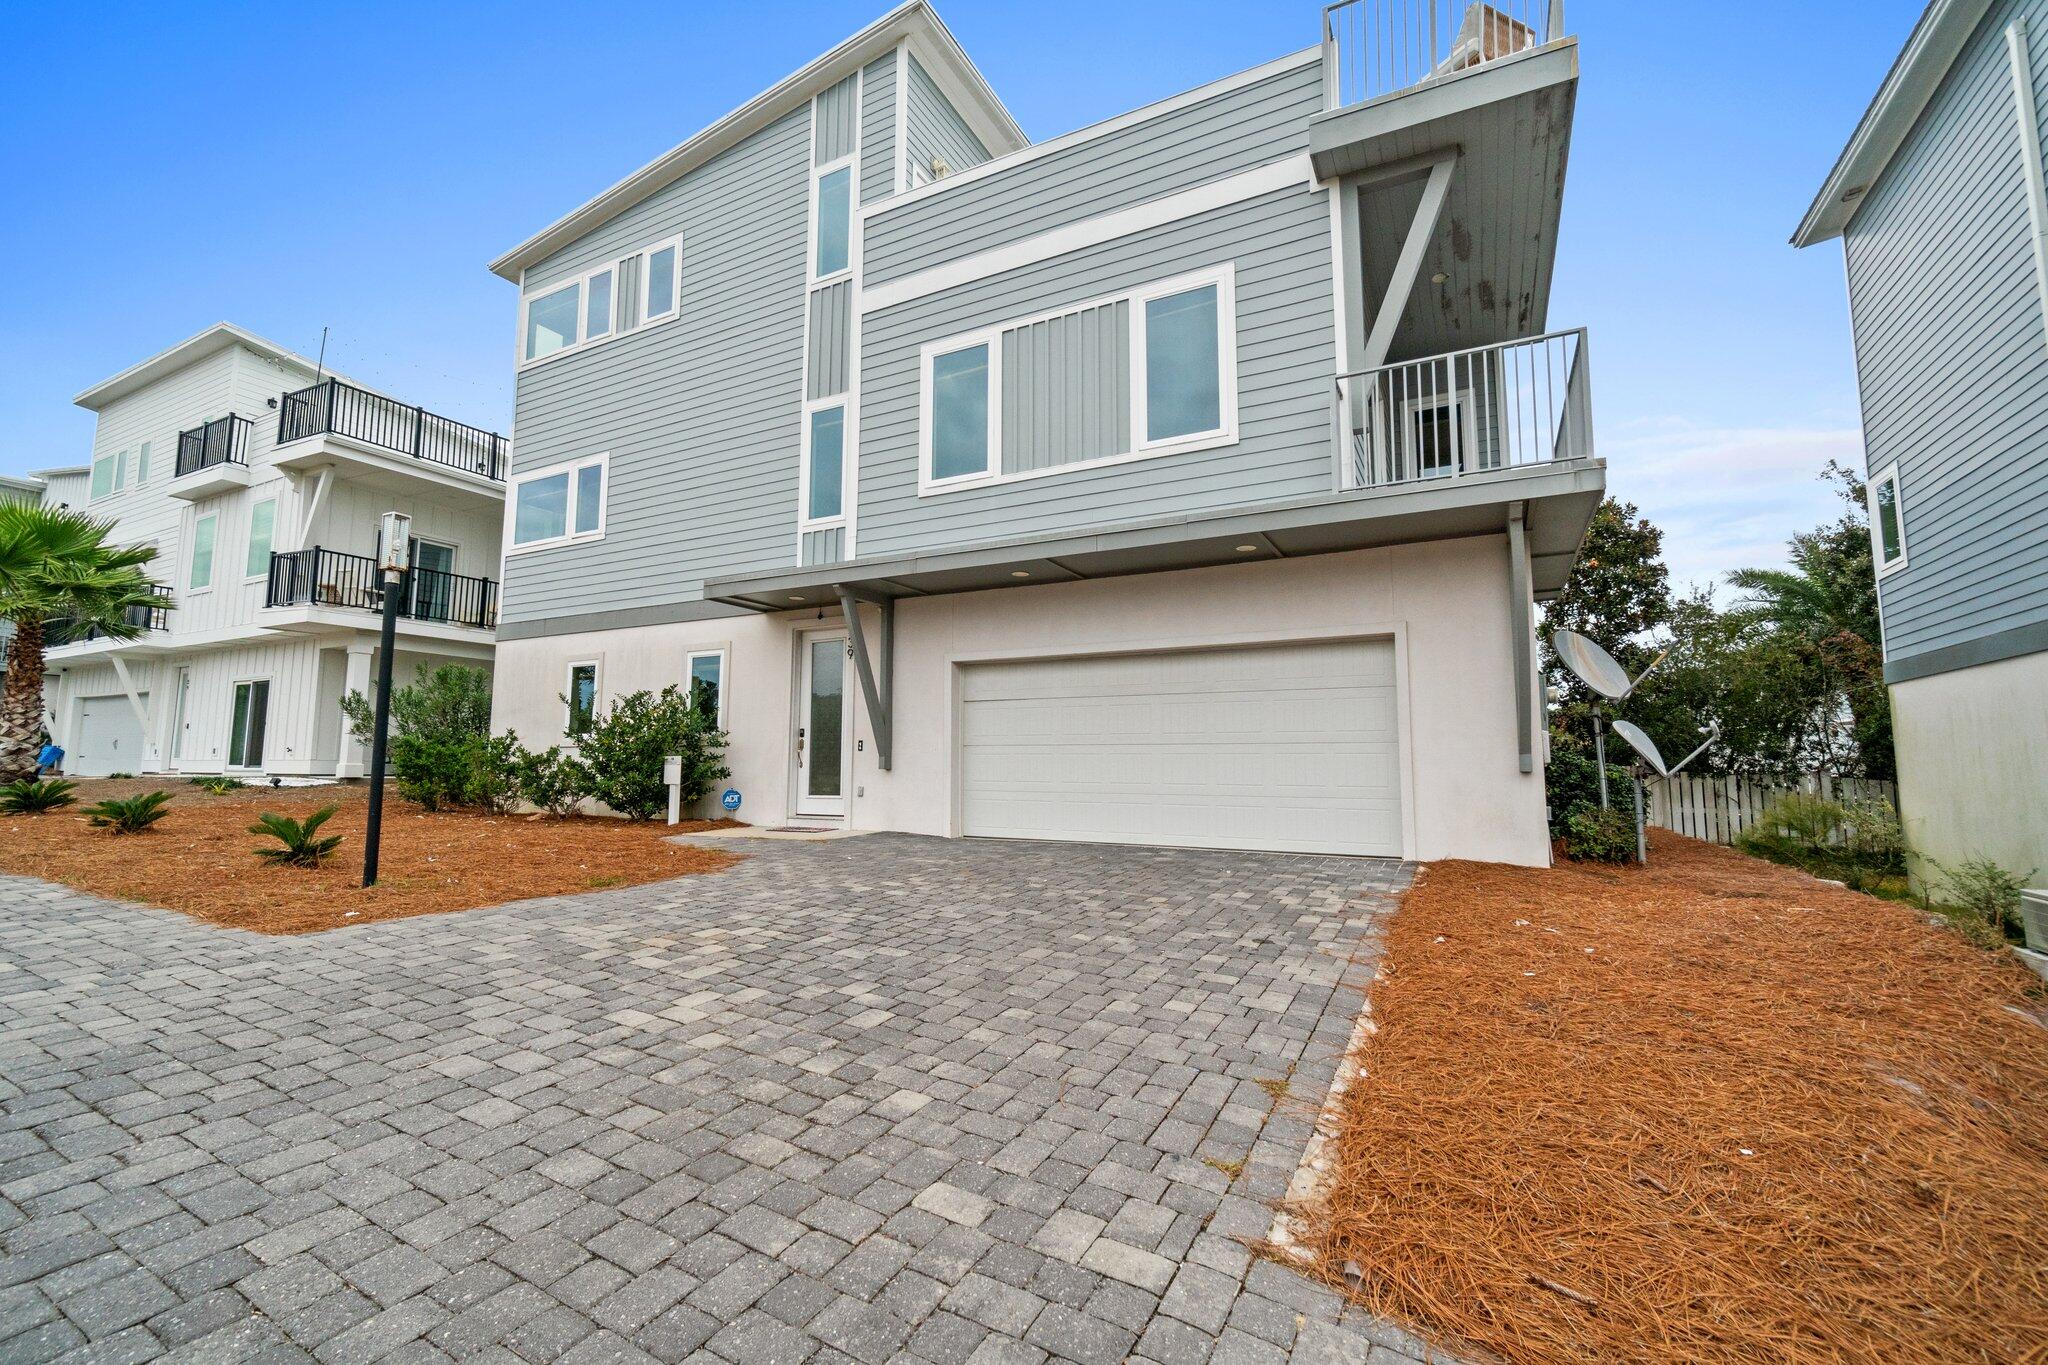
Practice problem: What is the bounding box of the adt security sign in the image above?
[721,788,743,813]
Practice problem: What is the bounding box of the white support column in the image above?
[337,643,374,778]
[2006,20,2048,342]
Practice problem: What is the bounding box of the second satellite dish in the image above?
[1552,629,1634,701]
[1609,720,1668,777]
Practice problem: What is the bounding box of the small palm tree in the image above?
[250,806,345,867]
[0,503,167,782]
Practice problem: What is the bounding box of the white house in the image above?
[40,324,507,779]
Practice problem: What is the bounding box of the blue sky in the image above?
[0,1,1916,590]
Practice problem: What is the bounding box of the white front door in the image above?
[795,632,850,818]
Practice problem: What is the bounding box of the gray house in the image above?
[488,0,1598,864]
[1795,0,2048,884]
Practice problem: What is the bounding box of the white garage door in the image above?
[959,640,1401,856]
[73,693,148,777]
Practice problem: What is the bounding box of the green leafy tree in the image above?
[574,686,729,821]
[0,504,167,781]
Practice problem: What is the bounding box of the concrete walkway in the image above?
[0,834,1432,1364]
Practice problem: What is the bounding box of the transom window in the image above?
[509,454,608,551]
[1870,464,1908,575]
[520,236,683,365]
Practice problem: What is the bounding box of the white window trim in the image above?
[226,676,272,771]
[809,154,857,286]
[187,511,219,594]
[642,235,683,322]
[564,659,601,739]
[798,399,851,531]
[517,236,684,370]
[243,495,280,581]
[136,441,152,486]
[916,264,1238,497]
[90,449,125,502]
[685,648,729,729]
[1869,462,1909,577]
[504,452,609,555]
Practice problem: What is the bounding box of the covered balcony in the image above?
[169,414,253,499]
[273,379,506,505]
[264,547,498,634]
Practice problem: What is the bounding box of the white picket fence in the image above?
[1647,773,1898,846]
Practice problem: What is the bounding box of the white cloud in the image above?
[1601,417,1865,599]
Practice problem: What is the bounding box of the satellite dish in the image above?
[1610,719,1668,777]
[1552,630,1633,701]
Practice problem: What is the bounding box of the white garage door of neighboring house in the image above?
[958,640,1402,857]
[73,694,148,777]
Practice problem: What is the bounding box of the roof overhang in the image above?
[488,1,1028,284]
[1311,40,1577,356]
[708,460,1604,612]
[72,323,327,411]
[1793,0,1994,247]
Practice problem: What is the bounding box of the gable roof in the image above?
[487,1,1027,284]
[1792,0,1997,247]
[72,322,329,411]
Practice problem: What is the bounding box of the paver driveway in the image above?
[0,833,1428,1365]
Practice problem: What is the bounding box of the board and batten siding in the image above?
[858,180,1334,557]
[860,51,898,203]
[866,56,1321,289]
[1000,299,1132,475]
[801,527,846,565]
[807,281,854,400]
[503,105,814,628]
[814,72,860,165]
[1844,0,2048,676]
[901,52,990,191]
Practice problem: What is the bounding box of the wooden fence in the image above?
[1646,773,1898,846]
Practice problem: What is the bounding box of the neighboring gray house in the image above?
[1795,0,2048,884]
[489,0,1599,863]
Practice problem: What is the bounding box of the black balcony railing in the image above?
[266,548,498,630]
[175,414,252,477]
[277,379,506,482]
[48,583,173,645]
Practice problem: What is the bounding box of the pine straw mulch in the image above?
[1286,829,2048,1365]
[0,785,741,935]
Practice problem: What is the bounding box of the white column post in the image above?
[337,643,374,778]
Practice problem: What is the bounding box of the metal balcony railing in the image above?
[175,414,252,477]
[48,583,173,645]
[266,548,498,630]
[1330,328,1592,491]
[1322,0,1565,109]
[278,378,506,482]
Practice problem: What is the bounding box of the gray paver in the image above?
[0,835,1429,1363]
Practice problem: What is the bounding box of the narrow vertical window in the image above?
[1871,466,1907,573]
[1142,284,1223,442]
[574,462,604,534]
[189,514,217,590]
[645,244,677,319]
[688,651,724,727]
[91,452,117,499]
[928,343,991,481]
[245,498,277,578]
[135,441,151,484]
[566,663,598,737]
[584,269,614,340]
[814,165,851,277]
[807,406,845,521]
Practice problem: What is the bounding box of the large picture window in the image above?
[509,454,608,552]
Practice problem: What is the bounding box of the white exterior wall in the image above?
[1890,652,2048,888]
[491,537,1551,865]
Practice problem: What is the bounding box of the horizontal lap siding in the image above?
[866,58,1321,287]
[1845,0,2048,665]
[902,53,990,189]
[859,183,1334,556]
[504,107,812,626]
[861,52,897,203]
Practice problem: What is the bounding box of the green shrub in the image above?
[188,775,246,794]
[1543,741,1631,837]
[84,790,172,834]
[464,734,522,815]
[574,686,729,821]
[1749,791,1847,848]
[1559,804,1637,863]
[250,806,343,867]
[1735,791,1906,891]
[340,662,492,747]
[0,778,78,814]
[105,771,134,780]
[1928,856,2035,942]
[512,743,586,817]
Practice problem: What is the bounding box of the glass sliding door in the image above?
[228,680,270,770]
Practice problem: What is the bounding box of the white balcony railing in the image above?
[1322,0,1566,109]
[1331,328,1592,492]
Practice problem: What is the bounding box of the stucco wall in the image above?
[491,536,1549,865]
[1890,650,2048,887]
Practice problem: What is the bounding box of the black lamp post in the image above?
[362,511,411,888]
